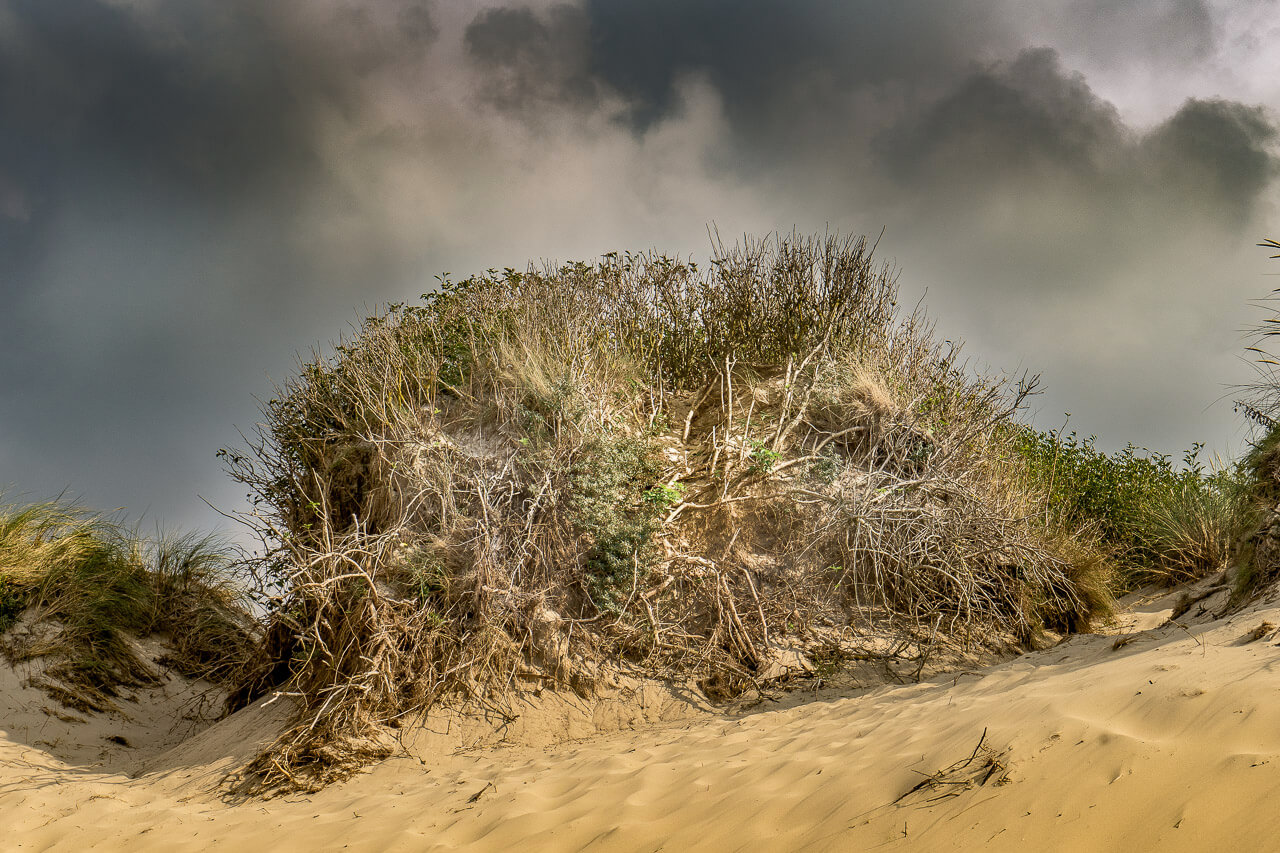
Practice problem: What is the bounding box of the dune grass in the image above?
[0,498,255,712]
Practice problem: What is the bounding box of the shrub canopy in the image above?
[225,232,1113,792]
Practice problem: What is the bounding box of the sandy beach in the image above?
[5,578,1280,852]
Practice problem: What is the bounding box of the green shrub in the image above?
[569,432,665,611]
[1012,426,1245,584]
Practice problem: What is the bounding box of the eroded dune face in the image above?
[6,575,1280,852]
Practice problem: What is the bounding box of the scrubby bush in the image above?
[224,232,1116,791]
[1231,423,1280,595]
[1204,238,1280,599]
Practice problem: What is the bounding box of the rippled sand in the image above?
[6,578,1280,851]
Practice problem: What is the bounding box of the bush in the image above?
[1230,422,1280,597]
[223,232,1115,792]
[1231,240,1280,597]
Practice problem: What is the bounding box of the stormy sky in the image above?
[2,0,1278,536]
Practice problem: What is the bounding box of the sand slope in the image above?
[7,582,1280,852]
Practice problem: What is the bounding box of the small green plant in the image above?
[643,482,684,509]
[746,439,783,475]
[408,555,449,602]
[805,450,843,484]
[905,435,935,468]
[647,411,672,435]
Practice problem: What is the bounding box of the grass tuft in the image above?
[0,498,255,711]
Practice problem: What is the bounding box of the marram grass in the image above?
[0,497,255,712]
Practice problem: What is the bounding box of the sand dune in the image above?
[7,579,1280,851]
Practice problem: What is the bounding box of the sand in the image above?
[7,578,1280,852]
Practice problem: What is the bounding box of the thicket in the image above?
[0,499,255,712]
[220,232,1120,791]
[1013,428,1250,585]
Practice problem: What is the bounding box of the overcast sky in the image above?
[2,0,1278,537]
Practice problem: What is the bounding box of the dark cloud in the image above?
[1143,98,1278,224]
[465,4,597,111]
[0,0,440,528]
[465,2,1271,206]
[569,0,1223,133]
[463,2,1275,270]
[1,0,1276,542]
[0,0,342,315]
[0,0,439,219]
[878,49,1127,189]
[0,2,316,205]
[580,0,1017,133]
[868,48,1277,272]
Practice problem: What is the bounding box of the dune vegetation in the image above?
[4,231,1275,796]
[0,499,256,713]
[1013,429,1252,587]
[1224,237,1280,599]
[218,232,1133,791]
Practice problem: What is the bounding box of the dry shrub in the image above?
[224,232,1112,792]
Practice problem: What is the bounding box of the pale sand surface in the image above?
[7,580,1280,852]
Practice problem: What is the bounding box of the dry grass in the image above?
[223,232,1114,792]
[1141,478,1251,584]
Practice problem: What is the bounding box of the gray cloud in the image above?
[1,0,1276,541]
[867,49,1276,276]
[465,4,597,111]
[0,0,439,527]
[1143,97,1277,224]
[878,49,1126,190]
[0,2,315,206]
[580,0,1017,132]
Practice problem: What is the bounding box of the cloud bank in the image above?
[1,0,1276,535]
